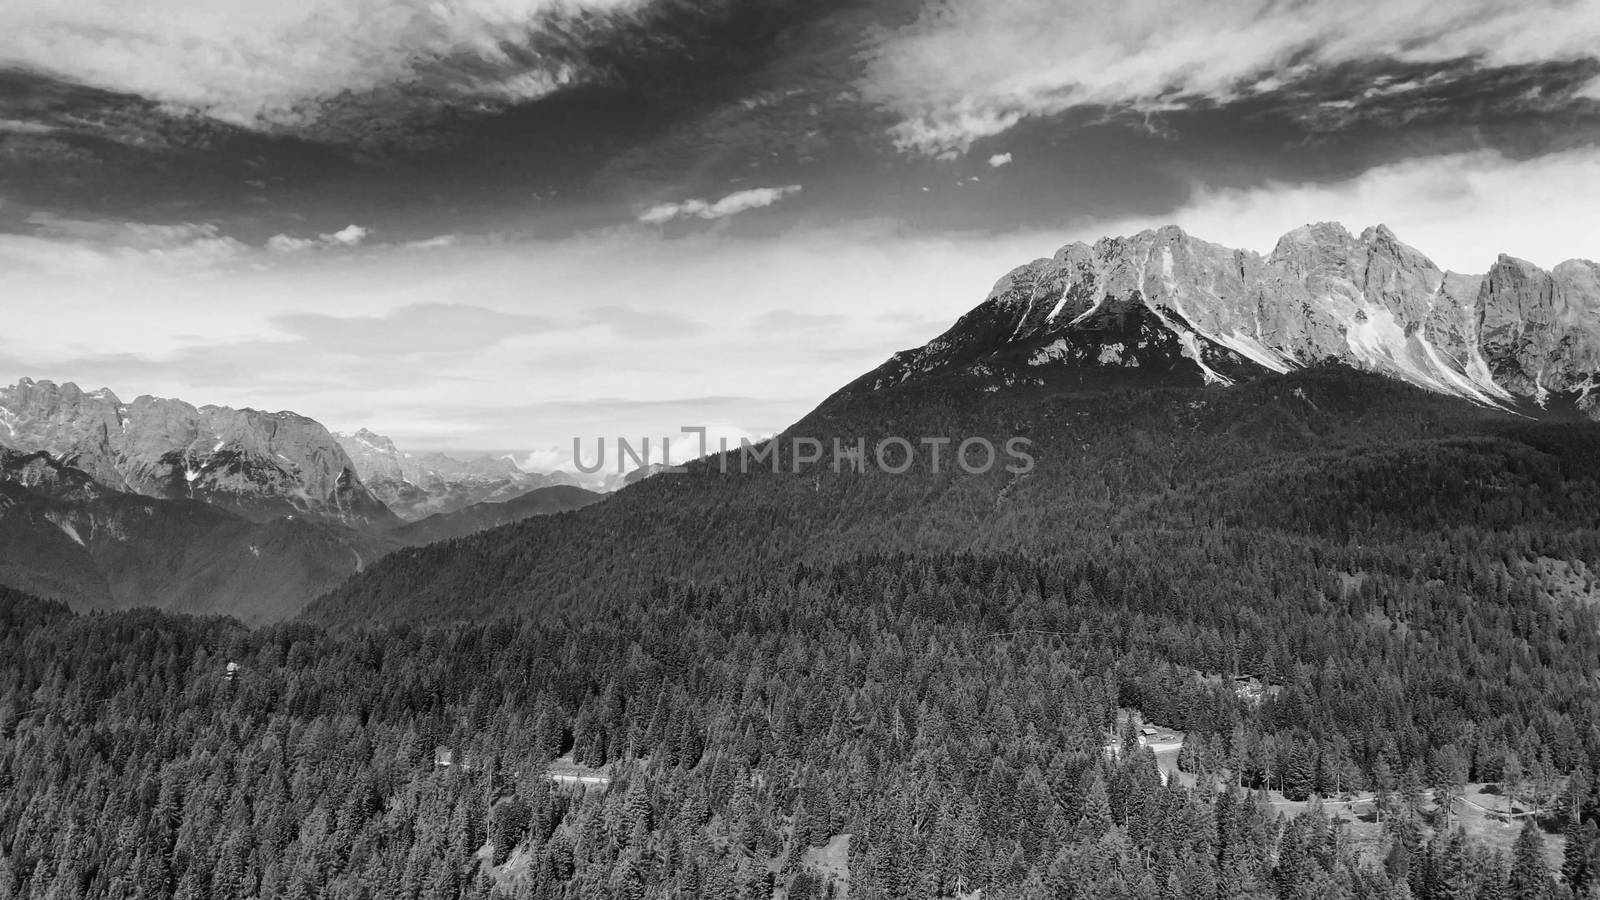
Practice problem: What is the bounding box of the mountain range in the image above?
[6,222,1599,624]
[333,428,579,521]
[0,378,393,525]
[308,222,1600,626]
[0,385,604,619]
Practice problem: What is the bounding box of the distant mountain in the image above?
[334,428,578,521]
[307,222,1600,628]
[0,380,405,620]
[843,222,1600,414]
[0,382,617,620]
[0,443,599,621]
[392,485,606,546]
[0,379,394,526]
[0,448,391,623]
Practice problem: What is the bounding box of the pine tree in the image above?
[1510,819,1551,900]
[1435,829,1473,900]
[1079,769,1114,839]
[1120,716,1140,757]
[1284,741,1318,802]
[1563,819,1596,895]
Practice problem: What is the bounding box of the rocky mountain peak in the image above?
[843,222,1600,417]
[0,380,130,488]
[334,427,422,485]
[352,427,398,449]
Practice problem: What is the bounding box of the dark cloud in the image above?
[3,0,1599,246]
[0,68,361,231]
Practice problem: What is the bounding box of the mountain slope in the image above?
[307,366,1598,626]
[391,485,606,545]
[0,449,393,623]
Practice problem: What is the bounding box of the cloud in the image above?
[272,303,551,354]
[0,0,644,125]
[638,185,803,224]
[0,217,1058,456]
[403,235,462,250]
[1,213,248,272]
[0,119,55,135]
[585,305,705,340]
[751,310,847,332]
[864,0,1600,153]
[987,152,1013,168]
[266,224,370,252]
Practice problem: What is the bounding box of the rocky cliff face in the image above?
[335,428,575,521]
[846,223,1600,416]
[336,428,425,484]
[0,449,106,504]
[0,380,393,525]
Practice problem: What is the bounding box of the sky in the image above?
[3,0,1600,471]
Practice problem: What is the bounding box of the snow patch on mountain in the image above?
[1213,331,1295,374]
[46,514,85,547]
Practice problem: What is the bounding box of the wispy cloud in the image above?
[0,119,55,135]
[864,0,1600,153]
[267,224,371,252]
[751,310,846,332]
[585,305,705,340]
[0,0,644,125]
[2,213,248,272]
[638,185,803,225]
[272,303,551,354]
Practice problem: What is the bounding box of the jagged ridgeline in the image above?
[0,379,394,524]
[843,222,1600,412]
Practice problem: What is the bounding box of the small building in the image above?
[1140,726,1159,737]
[224,662,240,683]
[434,747,455,768]
[1233,677,1267,705]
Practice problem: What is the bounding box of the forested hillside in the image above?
[391,486,607,547]
[5,538,1598,898]
[309,367,1600,627]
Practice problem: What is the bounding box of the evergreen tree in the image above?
[1510,819,1552,900]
